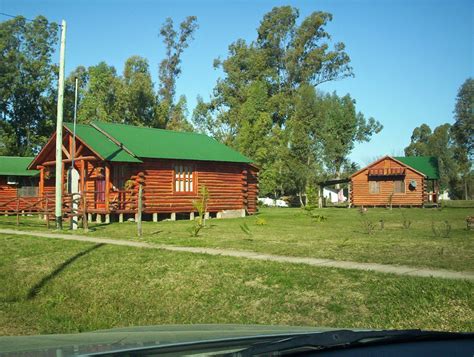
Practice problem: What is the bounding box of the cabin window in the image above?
[17,177,38,197]
[174,165,193,193]
[112,165,130,190]
[393,180,405,193]
[369,181,380,194]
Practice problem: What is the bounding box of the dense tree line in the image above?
[6,8,471,202]
[193,7,382,200]
[0,15,197,157]
[404,79,473,199]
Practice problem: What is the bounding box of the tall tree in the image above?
[0,16,58,155]
[318,92,382,180]
[404,124,432,156]
[63,65,88,123]
[193,6,358,200]
[201,6,353,137]
[286,84,321,205]
[404,123,462,197]
[157,16,198,129]
[122,56,157,126]
[78,62,126,123]
[452,78,473,199]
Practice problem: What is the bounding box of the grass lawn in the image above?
[1,207,473,272]
[0,234,473,335]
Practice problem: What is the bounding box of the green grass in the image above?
[1,207,472,272]
[1,234,472,335]
[440,200,474,208]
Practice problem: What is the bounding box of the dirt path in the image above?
[1,228,473,281]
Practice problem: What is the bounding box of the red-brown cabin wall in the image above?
[133,159,258,214]
[351,157,424,206]
[0,176,40,210]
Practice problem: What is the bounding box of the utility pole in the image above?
[55,20,66,230]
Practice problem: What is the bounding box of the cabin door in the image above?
[95,178,106,209]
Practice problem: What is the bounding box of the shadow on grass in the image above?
[26,243,105,300]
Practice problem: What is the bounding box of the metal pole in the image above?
[55,20,66,230]
[71,77,78,167]
[137,183,143,237]
[69,76,79,230]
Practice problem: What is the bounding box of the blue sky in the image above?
[1,0,472,165]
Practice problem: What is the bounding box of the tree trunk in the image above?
[465,177,468,200]
[299,192,304,207]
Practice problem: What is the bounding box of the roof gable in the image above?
[351,155,427,178]
[0,156,38,176]
[394,156,440,180]
[64,123,141,163]
[91,121,252,163]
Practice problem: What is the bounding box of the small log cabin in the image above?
[28,121,259,221]
[350,156,440,207]
[0,156,39,211]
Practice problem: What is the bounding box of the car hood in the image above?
[0,324,335,355]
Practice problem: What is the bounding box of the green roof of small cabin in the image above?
[0,156,38,176]
[64,122,251,164]
[394,156,440,180]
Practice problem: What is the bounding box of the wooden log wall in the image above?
[0,177,40,211]
[351,157,424,206]
[247,166,259,214]
[134,159,257,214]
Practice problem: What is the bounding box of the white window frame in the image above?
[174,164,194,193]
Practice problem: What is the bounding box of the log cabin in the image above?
[0,156,39,212]
[28,121,259,221]
[350,156,440,207]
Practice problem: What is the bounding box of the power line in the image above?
[0,12,36,22]
[0,12,62,27]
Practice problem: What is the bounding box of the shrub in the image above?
[255,216,267,226]
[312,214,328,223]
[401,211,412,229]
[359,210,375,235]
[188,186,210,237]
[431,220,452,238]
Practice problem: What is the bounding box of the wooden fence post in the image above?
[45,197,50,229]
[82,192,88,232]
[136,172,145,238]
[16,198,19,226]
[137,183,143,237]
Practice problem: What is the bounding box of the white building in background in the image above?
[258,197,289,207]
[323,187,347,203]
[439,190,450,200]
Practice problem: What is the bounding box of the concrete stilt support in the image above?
[170,212,176,221]
[96,214,102,224]
[190,212,195,220]
[21,210,25,216]
[153,213,158,222]
[88,213,92,222]
[204,212,210,220]
[105,214,110,224]
[119,213,123,223]
[135,213,138,221]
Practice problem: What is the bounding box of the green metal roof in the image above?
[89,121,252,163]
[394,156,440,180]
[64,123,141,163]
[0,156,39,176]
